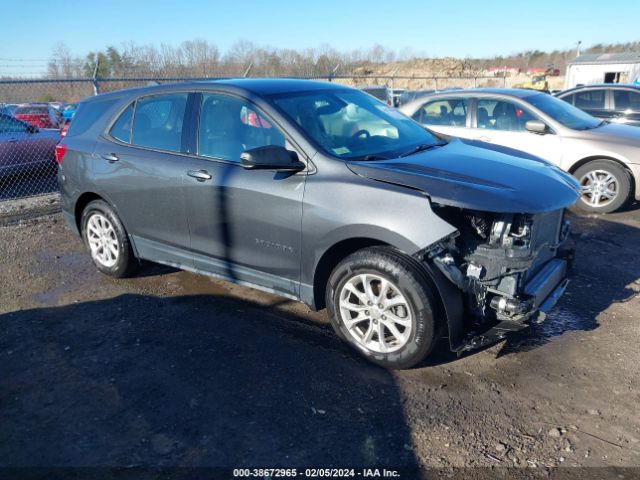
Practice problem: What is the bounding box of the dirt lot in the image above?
[1,202,639,477]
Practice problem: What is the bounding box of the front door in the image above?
[181,92,305,297]
[469,98,563,165]
[611,89,640,127]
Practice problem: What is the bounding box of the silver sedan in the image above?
[399,88,640,213]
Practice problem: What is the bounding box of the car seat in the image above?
[477,107,490,128]
[493,102,518,131]
[201,98,247,160]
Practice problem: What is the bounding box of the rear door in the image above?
[469,97,563,165]
[180,91,306,297]
[92,92,193,267]
[409,97,470,138]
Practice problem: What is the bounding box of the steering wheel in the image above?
[351,129,370,141]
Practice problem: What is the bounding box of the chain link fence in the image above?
[0,73,506,202]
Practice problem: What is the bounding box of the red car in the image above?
[14,104,62,129]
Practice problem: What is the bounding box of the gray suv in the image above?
[58,79,579,369]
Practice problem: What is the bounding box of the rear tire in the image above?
[573,160,631,214]
[326,247,439,369]
[81,200,137,278]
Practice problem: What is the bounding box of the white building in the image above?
[564,52,640,89]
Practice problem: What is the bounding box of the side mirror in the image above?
[525,120,548,134]
[26,124,39,134]
[240,145,305,172]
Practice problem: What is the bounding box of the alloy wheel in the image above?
[86,213,119,268]
[579,169,619,208]
[338,273,413,353]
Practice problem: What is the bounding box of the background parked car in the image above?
[555,84,640,127]
[1,103,19,116]
[360,86,392,105]
[399,88,640,213]
[61,103,78,122]
[13,104,62,129]
[0,113,61,177]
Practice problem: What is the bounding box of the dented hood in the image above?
[347,138,580,213]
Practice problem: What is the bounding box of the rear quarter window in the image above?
[66,98,118,138]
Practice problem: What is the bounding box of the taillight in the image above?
[55,143,67,165]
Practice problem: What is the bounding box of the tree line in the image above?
[42,40,640,80]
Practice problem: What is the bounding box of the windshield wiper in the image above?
[580,119,609,130]
[352,154,390,161]
[399,142,446,158]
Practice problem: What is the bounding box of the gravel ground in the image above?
[1,204,639,478]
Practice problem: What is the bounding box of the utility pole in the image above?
[328,63,340,82]
[576,41,582,58]
[92,59,100,96]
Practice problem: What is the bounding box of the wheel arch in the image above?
[568,155,634,178]
[312,237,390,311]
[74,192,104,232]
[311,237,457,336]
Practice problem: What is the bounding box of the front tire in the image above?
[574,160,631,213]
[326,247,439,369]
[81,199,137,278]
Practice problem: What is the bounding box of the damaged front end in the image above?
[418,206,575,353]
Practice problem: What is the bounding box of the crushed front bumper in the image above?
[453,257,571,354]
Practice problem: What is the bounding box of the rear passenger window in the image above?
[574,90,605,109]
[613,90,640,111]
[131,93,188,152]
[412,99,468,127]
[110,103,133,143]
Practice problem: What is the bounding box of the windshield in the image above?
[270,89,442,160]
[527,93,600,130]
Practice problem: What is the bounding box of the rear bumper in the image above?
[61,208,79,236]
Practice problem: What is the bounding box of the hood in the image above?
[570,122,640,147]
[347,138,580,213]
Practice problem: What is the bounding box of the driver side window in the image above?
[476,99,537,132]
[198,93,285,162]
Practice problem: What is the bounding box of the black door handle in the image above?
[102,153,119,163]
